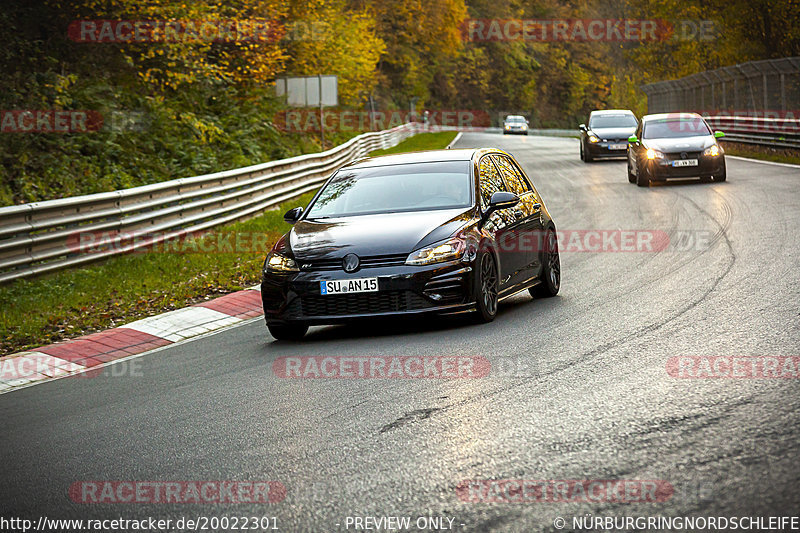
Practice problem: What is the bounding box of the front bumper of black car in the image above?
[586,140,629,158]
[647,153,725,179]
[261,259,477,325]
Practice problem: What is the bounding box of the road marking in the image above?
[727,155,800,169]
[447,132,463,148]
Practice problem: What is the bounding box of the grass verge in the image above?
[0,131,457,355]
[721,141,800,165]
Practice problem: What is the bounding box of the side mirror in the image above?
[579,124,587,131]
[283,207,303,224]
[480,191,519,228]
[489,191,520,210]
[628,135,639,143]
[714,131,725,139]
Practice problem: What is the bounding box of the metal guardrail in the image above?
[704,115,800,149]
[641,58,800,149]
[0,123,418,283]
[642,57,800,114]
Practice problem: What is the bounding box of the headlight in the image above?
[266,252,299,272]
[265,235,299,272]
[703,144,720,157]
[646,148,664,160]
[406,237,465,266]
[588,134,599,143]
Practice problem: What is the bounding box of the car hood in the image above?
[644,135,715,153]
[589,127,637,139]
[289,208,474,260]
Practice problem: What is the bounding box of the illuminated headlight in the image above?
[588,134,599,143]
[703,144,720,157]
[406,238,465,266]
[266,252,299,272]
[504,125,510,129]
[646,148,664,160]
[521,124,528,130]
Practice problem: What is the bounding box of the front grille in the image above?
[300,290,432,316]
[664,151,701,161]
[301,253,407,272]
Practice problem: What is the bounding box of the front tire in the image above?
[714,162,727,182]
[530,228,560,298]
[583,142,594,162]
[636,161,650,187]
[268,322,308,341]
[627,160,635,183]
[473,251,498,323]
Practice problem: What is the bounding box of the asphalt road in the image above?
[2,134,799,532]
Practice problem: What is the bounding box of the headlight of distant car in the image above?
[588,134,599,143]
[646,148,664,160]
[406,237,465,266]
[703,144,721,157]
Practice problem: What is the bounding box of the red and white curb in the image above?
[0,287,264,394]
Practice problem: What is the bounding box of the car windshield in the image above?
[643,118,712,138]
[589,114,638,128]
[506,116,525,123]
[305,161,472,218]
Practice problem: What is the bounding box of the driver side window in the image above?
[478,156,506,209]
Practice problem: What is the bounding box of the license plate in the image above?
[672,159,698,167]
[609,143,627,150]
[320,278,378,295]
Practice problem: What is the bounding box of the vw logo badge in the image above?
[342,253,360,273]
[680,152,688,159]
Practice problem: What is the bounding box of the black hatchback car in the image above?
[627,113,726,187]
[579,109,638,162]
[261,149,560,340]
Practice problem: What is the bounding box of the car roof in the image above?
[590,109,635,115]
[642,112,703,121]
[341,148,509,170]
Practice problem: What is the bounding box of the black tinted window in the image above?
[493,156,529,195]
[306,161,472,218]
[643,118,712,138]
[590,114,638,129]
[479,156,505,207]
